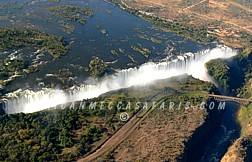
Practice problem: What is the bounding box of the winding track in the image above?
[179,0,252,34]
[77,93,252,161]
[77,92,163,162]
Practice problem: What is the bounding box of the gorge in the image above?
[2,46,237,114]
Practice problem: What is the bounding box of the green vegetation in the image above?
[0,100,123,161]
[0,75,219,161]
[206,50,252,96]
[105,0,216,44]
[131,45,151,58]
[235,51,252,98]
[225,103,252,161]
[142,15,216,44]
[106,9,112,14]
[48,5,94,24]
[0,57,39,91]
[107,0,252,48]
[25,65,39,74]
[206,51,252,162]
[110,50,118,55]
[117,48,137,63]
[118,48,125,53]
[100,29,108,35]
[82,6,94,17]
[238,104,252,135]
[49,0,60,2]
[150,37,162,43]
[206,59,230,92]
[127,54,136,63]
[222,133,252,161]
[143,6,161,13]
[88,57,109,77]
[137,34,162,43]
[99,76,220,161]
[0,58,27,79]
[0,81,150,161]
[59,22,75,34]
[0,27,69,89]
[0,28,68,58]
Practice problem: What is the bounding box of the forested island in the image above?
[48,5,94,25]
[0,0,252,161]
[0,28,68,58]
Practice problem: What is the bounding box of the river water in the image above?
[0,0,210,92]
[200,102,241,162]
[0,0,241,161]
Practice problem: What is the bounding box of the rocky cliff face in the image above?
[110,98,223,162]
[184,102,223,161]
[221,104,252,162]
[221,134,252,162]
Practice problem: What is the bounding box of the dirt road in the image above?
[78,92,163,162]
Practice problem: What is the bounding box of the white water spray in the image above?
[2,46,237,114]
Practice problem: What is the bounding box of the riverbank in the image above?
[0,27,69,94]
[105,0,216,45]
[107,0,252,50]
[221,103,252,161]
[1,0,210,96]
[104,0,252,161]
[0,75,220,161]
[0,0,251,161]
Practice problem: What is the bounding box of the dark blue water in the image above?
[200,102,241,162]
[0,0,214,91]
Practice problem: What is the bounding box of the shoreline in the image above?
[105,0,251,51]
[103,0,252,160]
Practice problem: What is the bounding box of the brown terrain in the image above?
[122,0,252,47]
[112,107,210,161]
[111,96,252,161]
[221,79,252,161]
[78,76,225,161]
[221,134,252,162]
[77,1,252,161]
[78,90,165,162]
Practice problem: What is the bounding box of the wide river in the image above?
[0,0,212,92]
[1,1,242,161]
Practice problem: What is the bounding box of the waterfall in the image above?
[2,46,237,114]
